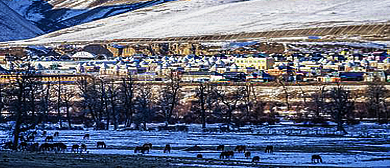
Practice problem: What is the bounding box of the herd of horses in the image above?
[1,131,323,164]
[1,131,103,154]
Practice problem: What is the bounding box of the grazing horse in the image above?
[234,145,246,153]
[53,143,67,153]
[164,144,171,153]
[54,132,59,137]
[143,143,152,150]
[81,144,87,152]
[72,144,80,153]
[134,146,149,154]
[197,154,203,158]
[97,141,106,148]
[311,155,322,163]
[39,143,53,152]
[45,136,54,142]
[245,151,251,158]
[265,145,273,153]
[220,151,234,159]
[83,134,90,140]
[252,156,260,162]
[217,145,224,151]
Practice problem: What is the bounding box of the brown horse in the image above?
[164,144,171,153]
[97,141,106,148]
[134,146,149,154]
[42,131,47,137]
[54,132,59,137]
[245,151,251,158]
[311,155,322,163]
[265,145,273,153]
[83,134,90,140]
[53,143,67,153]
[72,144,79,153]
[217,145,224,151]
[234,145,246,153]
[81,144,87,152]
[143,143,152,150]
[39,143,53,152]
[197,154,203,158]
[220,151,234,159]
[45,136,54,142]
[252,156,260,162]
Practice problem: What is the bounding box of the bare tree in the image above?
[106,80,119,130]
[277,78,291,111]
[365,79,389,123]
[4,72,43,149]
[76,76,104,129]
[308,85,327,123]
[135,83,154,130]
[118,76,135,127]
[157,71,182,126]
[214,86,246,131]
[327,84,354,134]
[194,82,208,128]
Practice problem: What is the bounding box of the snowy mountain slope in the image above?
[28,0,390,43]
[0,1,44,42]
[3,0,176,33]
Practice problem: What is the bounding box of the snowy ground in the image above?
[1,124,389,167]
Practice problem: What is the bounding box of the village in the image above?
[0,41,390,84]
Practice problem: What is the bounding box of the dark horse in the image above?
[97,141,106,148]
[134,146,149,154]
[143,143,152,150]
[164,144,171,153]
[265,145,273,153]
[217,145,224,151]
[39,143,53,152]
[83,134,90,140]
[45,136,54,142]
[220,151,234,159]
[197,154,203,158]
[53,143,67,153]
[252,156,260,162]
[245,151,251,158]
[312,155,322,163]
[54,132,59,137]
[71,144,80,153]
[234,145,246,153]
[81,144,87,152]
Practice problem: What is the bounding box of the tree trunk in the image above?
[66,104,72,129]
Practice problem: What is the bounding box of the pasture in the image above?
[1,124,390,167]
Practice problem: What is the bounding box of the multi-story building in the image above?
[234,56,274,70]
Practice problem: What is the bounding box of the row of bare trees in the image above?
[1,71,390,147]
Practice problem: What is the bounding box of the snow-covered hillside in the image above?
[0,1,44,42]
[25,0,390,43]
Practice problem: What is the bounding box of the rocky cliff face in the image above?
[0,1,44,42]
[3,0,176,33]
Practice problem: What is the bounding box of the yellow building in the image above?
[234,57,274,70]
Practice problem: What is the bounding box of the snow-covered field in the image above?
[24,0,390,43]
[1,124,389,167]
